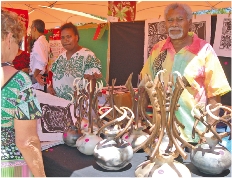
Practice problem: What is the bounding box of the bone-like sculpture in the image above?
[190,103,231,174]
[134,71,194,178]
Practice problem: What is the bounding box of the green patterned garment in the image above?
[1,71,42,160]
[51,48,102,100]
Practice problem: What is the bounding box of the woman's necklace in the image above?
[1,62,13,67]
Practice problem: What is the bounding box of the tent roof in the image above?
[1,1,231,29]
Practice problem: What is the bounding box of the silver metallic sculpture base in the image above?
[94,138,133,170]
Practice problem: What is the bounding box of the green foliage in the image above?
[193,7,232,15]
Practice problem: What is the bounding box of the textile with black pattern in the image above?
[152,50,167,77]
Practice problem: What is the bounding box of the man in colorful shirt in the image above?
[47,22,102,100]
[141,3,231,143]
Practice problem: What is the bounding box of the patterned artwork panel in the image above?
[219,18,231,50]
[40,103,74,133]
[35,90,76,141]
[213,14,231,57]
[190,21,206,41]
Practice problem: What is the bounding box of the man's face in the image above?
[61,28,78,51]
[30,23,35,39]
[165,7,192,40]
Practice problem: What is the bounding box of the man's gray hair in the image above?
[164,3,193,20]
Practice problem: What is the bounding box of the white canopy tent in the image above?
[1,1,231,30]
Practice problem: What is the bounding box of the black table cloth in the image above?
[42,144,231,177]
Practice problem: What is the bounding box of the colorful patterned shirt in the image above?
[51,48,102,100]
[141,32,231,142]
[1,71,42,160]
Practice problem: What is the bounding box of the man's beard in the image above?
[168,27,183,39]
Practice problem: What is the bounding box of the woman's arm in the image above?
[14,119,46,177]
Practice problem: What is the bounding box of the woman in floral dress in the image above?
[47,22,102,100]
[1,8,46,177]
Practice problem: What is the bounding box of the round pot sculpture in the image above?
[122,128,149,149]
[93,106,134,170]
[76,130,102,155]
[63,123,81,147]
[134,71,194,178]
[135,153,191,177]
[122,75,150,149]
[190,103,232,175]
[74,79,104,155]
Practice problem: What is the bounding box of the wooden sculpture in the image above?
[190,103,231,174]
[71,78,103,155]
[93,106,134,170]
[134,70,194,178]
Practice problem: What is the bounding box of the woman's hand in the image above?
[47,85,56,95]
[35,74,46,86]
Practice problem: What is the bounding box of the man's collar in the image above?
[161,32,204,55]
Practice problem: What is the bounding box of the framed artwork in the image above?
[35,90,76,141]
[213,14,231,57]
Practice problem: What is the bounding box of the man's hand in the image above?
[47,85,56,95]
[35,74,46,86]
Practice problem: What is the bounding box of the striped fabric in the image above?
[1,160,33,177]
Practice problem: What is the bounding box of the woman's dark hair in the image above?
[32,19,45,33]
[60,22,80,42]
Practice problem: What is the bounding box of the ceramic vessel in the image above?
[135,154,191,177]
[93,127,133,170]
[93,106,135,170]
[190,132,231,175]
[190,104,232,175]
[63,125,81,147]
[122,128,149,148]
[76,132,102,155]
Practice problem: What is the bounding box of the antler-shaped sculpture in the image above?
[190,103,231,175]
[121,73,151,149]
[191,103,231,146]
[71,78,104,134]
[134,71,194,178]
[93,106,135,170]
[99,79,117,121]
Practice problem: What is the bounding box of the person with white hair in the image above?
[1,8,46,177]
[140,3,231,144]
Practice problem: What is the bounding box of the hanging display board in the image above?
[213,14,231,58]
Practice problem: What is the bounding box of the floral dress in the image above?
[51,48,102,100]
[1,71,42,177]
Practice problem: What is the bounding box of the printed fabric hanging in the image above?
[108,1,136,22]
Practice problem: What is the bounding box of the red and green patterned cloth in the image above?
[108,1,136,22]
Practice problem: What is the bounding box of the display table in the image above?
[42,144,231,177]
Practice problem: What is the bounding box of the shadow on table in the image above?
[184,162,231,177]
[92,162,132,172]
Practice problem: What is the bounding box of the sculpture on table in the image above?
[190,103,231,175]
[63,122,81,147]
[93,106,134,170]
[134,70,194,178]
[70,78,103,155]
[122,73,151,149]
